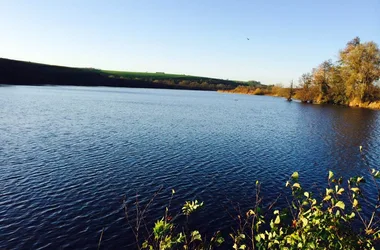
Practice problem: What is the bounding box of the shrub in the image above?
[122,152,380,249]
[253,88,265,95]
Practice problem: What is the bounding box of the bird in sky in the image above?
[247,38,250,40]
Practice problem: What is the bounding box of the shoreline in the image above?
[218,90,380,111]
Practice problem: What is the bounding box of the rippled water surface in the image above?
[1,86,380,249]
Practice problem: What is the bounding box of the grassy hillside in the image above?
[102,70,203,80]
[0,58,255,91]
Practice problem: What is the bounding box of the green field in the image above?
[0,58,264,91]
[101,70,216,80]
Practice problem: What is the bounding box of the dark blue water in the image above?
[1,86,380,249]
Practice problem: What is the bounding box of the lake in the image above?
[1,86,380,249]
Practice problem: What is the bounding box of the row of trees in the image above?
[296,37,380,105]
[150,79,237,91]
[219,85,269,95]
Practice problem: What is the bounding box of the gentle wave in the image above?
[1,86,379,249]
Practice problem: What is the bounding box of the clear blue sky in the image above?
[1,0,379,85]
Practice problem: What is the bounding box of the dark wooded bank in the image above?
[0,58,241,90]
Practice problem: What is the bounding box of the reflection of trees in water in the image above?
[304,105,379,176]
[292,104,380,221]
[292,104,379,178]
[330,107,378,170]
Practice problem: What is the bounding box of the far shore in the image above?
[218,89,380,111]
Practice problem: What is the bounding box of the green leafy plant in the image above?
[123,149,380,249]
[182,200,204,216]
[139,197,223,250]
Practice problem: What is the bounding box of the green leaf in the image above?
[351,187,360,193]
[216,236,224,246]
[335,201,345,210]
[326,188,334,196]
[254,235,261,242]
[293,183,301,189]
[304,192,310,198]
[337,188,344,195]
[275,215,281,224]
[285,181,290,187]
[353,199,358,208]
[375,171,380,178]
[172,189,175,195]
[301,217,308,227]
[348,212,355,219]
[247,209,255,217]
[336,209,341,217]
[153,219,172,239]
[291,172,299,181]
[175,232,185,243]
[328,171,334,180]
[142,241,149,249]
[182,200,204,215]
[191,230,202,242]
[274,210,279,215]
[233,243,238,250]
[292,202,297,209]
[323,195,331,201]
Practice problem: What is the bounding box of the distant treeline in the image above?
[294,37,380,107]
[223,37,380,109]
[219,85,269,95]
[0,58,262,91]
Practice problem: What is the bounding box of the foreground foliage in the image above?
[124,153,380,249]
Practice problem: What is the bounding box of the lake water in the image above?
[1,86,380,249]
